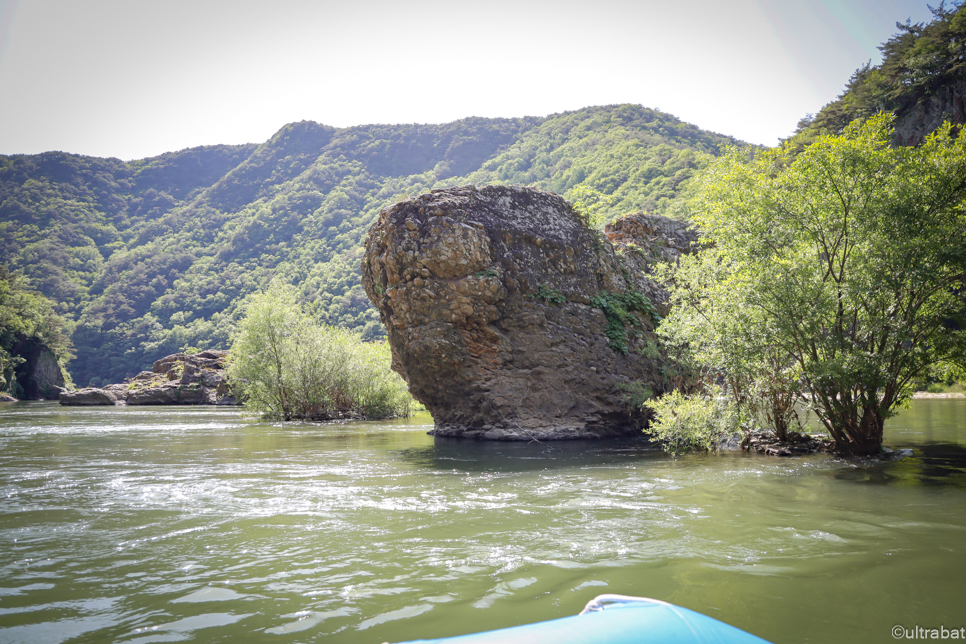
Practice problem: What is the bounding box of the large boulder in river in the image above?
[361,185,694,440]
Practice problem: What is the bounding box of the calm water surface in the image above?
[0,401,965,643]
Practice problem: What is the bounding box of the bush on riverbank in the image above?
[227,282,413,421]
[644,386,743,453]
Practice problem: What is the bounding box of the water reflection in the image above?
[398,435,663,472]
[849,442,966,488]
[828,399,966,488]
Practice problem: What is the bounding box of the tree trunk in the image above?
[772,411,789,442]
[834,405,885,455]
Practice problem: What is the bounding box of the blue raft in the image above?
[393,595,773,644]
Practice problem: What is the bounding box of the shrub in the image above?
[227,282,413,421]
[644,385,743,453]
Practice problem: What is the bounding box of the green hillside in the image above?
[0,106,738,385]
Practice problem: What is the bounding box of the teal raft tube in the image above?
[391,595,773,644]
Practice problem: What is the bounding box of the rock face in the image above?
[362,185,694,440]
[59,350,235,406]
[604,212,699,264]
[8,338,67,400]
[894,77,966,146]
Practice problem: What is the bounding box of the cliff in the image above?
[0,267,72,400]
[6,337,66,399]
[893,77,966,145]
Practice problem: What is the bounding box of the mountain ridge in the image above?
[0,105,739,385]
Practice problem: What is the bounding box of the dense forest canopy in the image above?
[0,106,739,385]
[792,0,966,143]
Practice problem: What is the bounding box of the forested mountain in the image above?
[792,1,966,144]
[4,2,963,388]
[0,105,739,385]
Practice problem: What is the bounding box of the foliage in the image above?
[226,282,412,421]
[644,385,743,453]
[672,114,966,455]
[568,184,616,228]
[0,106,739,385]
[655,246,804,442]
[792,1,966,143]
[590,289,661,354]
[618,381,655,408]
[910,361,966,393]
[533,284,566,305]
[0,265,73,395]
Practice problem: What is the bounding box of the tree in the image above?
[663,114,966,455]
[226,281,412,421]
[567,184,616,228]
[656,248,804,443]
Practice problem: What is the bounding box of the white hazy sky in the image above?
[0,0,938,161]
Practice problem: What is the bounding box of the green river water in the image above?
[0,400,964,643]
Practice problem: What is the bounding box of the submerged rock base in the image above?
[362,185,695,440]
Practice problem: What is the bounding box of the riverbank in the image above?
[912,391,965,398]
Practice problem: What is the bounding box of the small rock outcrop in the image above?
[362,185,695,440]
[59,387,121,406]
[604,212,698,263]
[60,350,234,406]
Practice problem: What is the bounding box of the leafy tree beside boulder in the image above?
[655,114,966,455]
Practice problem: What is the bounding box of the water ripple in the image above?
[0,403,964,643]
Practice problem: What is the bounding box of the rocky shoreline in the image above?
[59,350,235,406]
[743,431,835,457]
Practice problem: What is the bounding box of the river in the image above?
[0,400,964,643]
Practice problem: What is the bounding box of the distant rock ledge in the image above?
[60,350,235,406]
